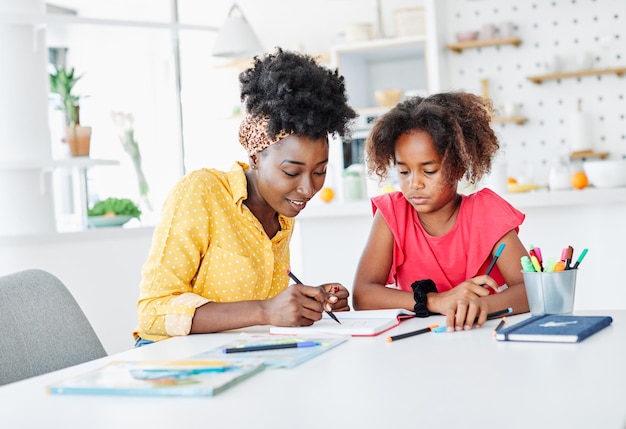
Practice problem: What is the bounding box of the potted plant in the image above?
[49,66,91,157]
[87,197,142,228]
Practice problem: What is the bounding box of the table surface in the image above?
[2,310,625,429]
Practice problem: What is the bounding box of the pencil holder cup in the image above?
[523,270,577,316]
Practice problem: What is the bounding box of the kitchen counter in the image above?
[293,186,626,312]
[298,186,626,218]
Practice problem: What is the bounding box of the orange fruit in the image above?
[318,187,335,203]
[571,171,589,190]
[507,177,518,184]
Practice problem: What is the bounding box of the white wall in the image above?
[438,0,626,184]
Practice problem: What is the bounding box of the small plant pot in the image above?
[65,125,92,157]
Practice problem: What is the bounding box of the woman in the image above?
[134,48,357,345]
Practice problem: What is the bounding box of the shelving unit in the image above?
[527,67,626,84]
[491,116,527,125]
[445,37,521,54]
[569,150,609,160]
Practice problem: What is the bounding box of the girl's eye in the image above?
[314,170,327,176]
[283,171,298,177]
[424,170,437,175]
[398,169,409,175]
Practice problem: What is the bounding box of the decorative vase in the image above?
[65,125,92,157]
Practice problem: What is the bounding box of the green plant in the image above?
[88,198,142,219]
[49,66,84,126]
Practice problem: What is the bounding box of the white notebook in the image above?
[269,309,415,337]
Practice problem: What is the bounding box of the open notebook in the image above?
[269,309,415,337]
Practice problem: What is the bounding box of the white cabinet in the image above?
[331,35,431,111]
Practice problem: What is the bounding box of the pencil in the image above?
[286,270,341,324]
[492,317,507,337]
[487,307,512,320]
[386,324,439,342]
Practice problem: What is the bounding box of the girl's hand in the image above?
[430,277,493,332]
[321,283,350,311]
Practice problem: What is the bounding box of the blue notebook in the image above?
[495,314,613,343]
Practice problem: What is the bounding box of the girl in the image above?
[353,92,529,332]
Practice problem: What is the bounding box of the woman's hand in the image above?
[429,276,495,332]
[321,283,350,312]
[263,283,345,327]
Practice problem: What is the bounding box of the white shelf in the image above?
[0,13,216,32]
[0,158,119,171]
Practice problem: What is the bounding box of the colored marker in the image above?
[530,255,543,272]
[572,248,588,269]
[492,317,507,337]
[564,246,574,270]
[543,256,557,273]
[485,243,506,276]
[531,246,543,264]
[287,270,341,324]
[386,324,439,342]
[553,260,566,272]
[487,307,512,319]
[223,341,321,354]
[521,256,536,272]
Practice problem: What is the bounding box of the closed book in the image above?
[269,309,415,337]
[47,359,264,397]
[495,314,613,343]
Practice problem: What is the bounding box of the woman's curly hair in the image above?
[365,91,499,186]
[239,47,357,140]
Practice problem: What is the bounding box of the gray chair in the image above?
[0,269,107,386]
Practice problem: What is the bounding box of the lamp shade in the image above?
[212,4,262,58]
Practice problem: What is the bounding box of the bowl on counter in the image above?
[582,159,626,188]
[374,89,403,108]
[455,31,479,42]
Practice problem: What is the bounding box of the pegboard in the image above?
[440,0,625,184]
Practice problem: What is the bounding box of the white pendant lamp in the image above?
[212,3,262,58]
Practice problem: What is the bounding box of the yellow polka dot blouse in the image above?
[134,162,294,342]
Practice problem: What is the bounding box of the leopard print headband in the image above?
[238,114,292,157]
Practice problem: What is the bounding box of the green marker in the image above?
[572,248,589,269]
[521,255,536,272]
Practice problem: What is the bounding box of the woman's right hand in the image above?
[263,284,337,327]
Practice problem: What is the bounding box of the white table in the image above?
[1,310,625,429]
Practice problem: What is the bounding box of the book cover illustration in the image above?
[193,334,349,369]
[495,314,613,343]
[47,359,264,397]
[269,309,415,337]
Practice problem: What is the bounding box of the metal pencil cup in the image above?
[522,269,577,316]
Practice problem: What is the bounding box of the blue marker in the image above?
[223,341,321,354]
[485,243,506,276]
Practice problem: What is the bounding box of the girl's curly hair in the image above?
[365,91,499,186]
[239,47,357,140]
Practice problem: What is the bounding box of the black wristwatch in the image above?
[411,279,438,318]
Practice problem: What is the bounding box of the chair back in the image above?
[0,269,107,385]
